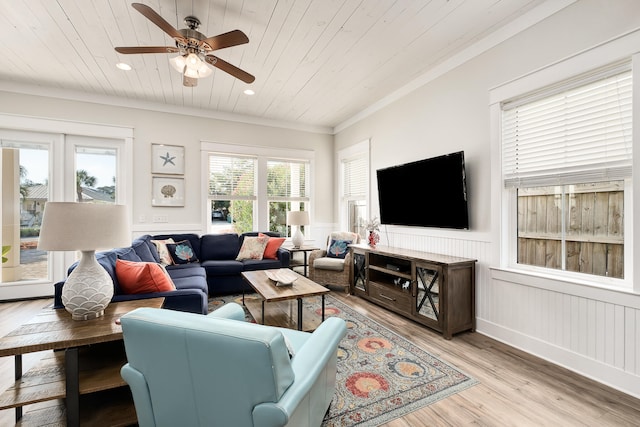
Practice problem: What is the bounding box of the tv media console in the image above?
[350,244,476,339]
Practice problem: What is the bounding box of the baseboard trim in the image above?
[476,318,640,399]
[0,282,53,301]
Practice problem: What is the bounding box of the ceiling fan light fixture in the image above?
[194,57,213,78]
[186,53,200,68]
[184,67,199,79]
[169,55,186,73]
[170,53,212,79]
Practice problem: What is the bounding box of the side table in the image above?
[282,245,320,277]
[0,298,164,426]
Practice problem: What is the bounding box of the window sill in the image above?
[490,267,639,307]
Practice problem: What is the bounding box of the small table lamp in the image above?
[287,210,309,248]
[38,202,130,320]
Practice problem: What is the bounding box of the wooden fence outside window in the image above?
[517,182,624,279]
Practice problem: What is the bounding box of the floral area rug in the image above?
[208,294,478,426]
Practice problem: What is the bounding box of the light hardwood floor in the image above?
[1,295,639,426]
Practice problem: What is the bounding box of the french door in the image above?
[0,122,131,300]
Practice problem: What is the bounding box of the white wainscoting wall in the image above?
[482,269,640,398]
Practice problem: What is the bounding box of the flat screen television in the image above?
[376,151,469,229]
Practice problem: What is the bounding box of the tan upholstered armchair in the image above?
[308,231,360,293]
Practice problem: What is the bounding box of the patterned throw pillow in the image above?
[236,235,270,261]
[150,238,175,266]
[327,239,352,259]
[166,240,199,264]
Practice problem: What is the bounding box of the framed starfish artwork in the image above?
[151,144,184,175]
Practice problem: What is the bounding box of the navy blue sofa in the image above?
[53,231,290,315]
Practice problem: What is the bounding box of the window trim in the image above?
[338,139,370,231]
[65,135,128,204]
[201,141,314,234]
[489,33,640,293]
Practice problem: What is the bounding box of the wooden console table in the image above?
[0,298,164,426]
[351,244,476,339]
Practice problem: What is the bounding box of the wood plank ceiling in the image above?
[0,0,550,130]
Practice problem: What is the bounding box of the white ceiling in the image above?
[0,0,566,133]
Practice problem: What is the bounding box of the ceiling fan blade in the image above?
[205,55,255,84]
[201,30,249,51]
[132,3,185,41]
[115,46,179,54]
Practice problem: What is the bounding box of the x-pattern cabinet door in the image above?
[413,262,443,331]
[352,249,368,295]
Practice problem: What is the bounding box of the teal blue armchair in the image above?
[120,303,346,427]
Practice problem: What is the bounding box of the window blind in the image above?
[267,159,309,200]
[208,154,256,198]
[502,68,632,188]
[343,155,367,198]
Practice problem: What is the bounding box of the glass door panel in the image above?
[415,263,441,323]
[348,200,367,236]
[75,146,116,203]
[1,144,50,284]
[353,251,367,292]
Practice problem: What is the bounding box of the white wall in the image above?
[335,0,640,398]
[0,92,335,239]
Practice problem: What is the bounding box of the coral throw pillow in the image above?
[150,238,175,266]
[259,233,286,259]
[115,259,176,294]
[236,235,270,261]
[166,240,199,264]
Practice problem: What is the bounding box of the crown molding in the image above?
[0,81,333,136]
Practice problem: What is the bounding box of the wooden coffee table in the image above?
[241,269,329,331]
[0,298,164,427]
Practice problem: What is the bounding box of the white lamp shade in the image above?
[287,211,309,226]
[38,202,130,251]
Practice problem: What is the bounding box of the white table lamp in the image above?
[38,202,130,320]
[287,211,309,248]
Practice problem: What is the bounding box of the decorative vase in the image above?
[368,230,379,247]
[61,250,113,320]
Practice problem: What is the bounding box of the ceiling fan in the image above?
[115,3,254,87]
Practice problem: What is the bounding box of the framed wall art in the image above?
[151,144,185,175]
[152,177,185,207]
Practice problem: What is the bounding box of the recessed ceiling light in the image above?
[244,89,255,95]
[116,62,132,71]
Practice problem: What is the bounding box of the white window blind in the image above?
[267,159,309,200]
[343,155,367,198]
[208,154,256,199]
[502,67,632,188]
